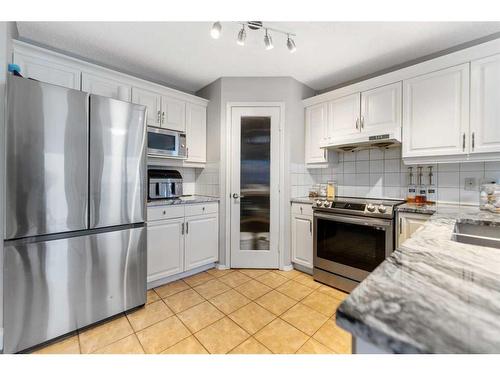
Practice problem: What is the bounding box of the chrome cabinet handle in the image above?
[309,220,312,234]
[462,133,466,151]
[186,222,189,234]
[355,118,359,130]
[157,110,161,124]
[361,116,364,129]
[472,132,475,151]
[181,222,184,235]
[162,111,165,124]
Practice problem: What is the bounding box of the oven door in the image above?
[147,127,182,158]
[313,212,393,282]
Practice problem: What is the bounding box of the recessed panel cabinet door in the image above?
[132,87,162,127]
[397,213,430,248]
[291,214,313,268]
[82,72,131,101]
[305,103,328,163]
[185,214,218,271]
[470,53,500,154]
[327,93,361,138]
[361,82,402,135]
[403,64,470,158]
[147,218,184,282]
[185,103,207,163]
[161,96,186,132]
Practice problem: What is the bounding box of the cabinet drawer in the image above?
[185,202,218,217]
[291,203,313,216]
[147,205,185,221]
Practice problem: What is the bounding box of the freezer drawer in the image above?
[5,75,89,239]
[89,94,147,228]
[3,226,146,353]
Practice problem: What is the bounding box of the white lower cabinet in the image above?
[147,203,219,283]
[291,203,313,269]
[397,211,431,248]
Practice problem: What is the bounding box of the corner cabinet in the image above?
[402,64,470,159]
[147,203,219,283]
[305,103,328,164]
[291,203,313,269]
[185,103,207,163]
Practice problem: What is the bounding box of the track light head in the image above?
[210,22,222,39]
[237,25,246,46]
[286,35,297,53]
[264,29,274,50]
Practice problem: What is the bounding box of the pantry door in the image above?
[230,106,280,268]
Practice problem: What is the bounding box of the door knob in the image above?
[232,193,244,199]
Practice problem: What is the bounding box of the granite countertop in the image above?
[397,202,438,215]
[336,204,500,353]
[291,197,316,204]
[147,195,220,207]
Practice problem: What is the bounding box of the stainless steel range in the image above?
[312,197,404,292]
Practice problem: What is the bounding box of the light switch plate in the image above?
[464,177,478,191]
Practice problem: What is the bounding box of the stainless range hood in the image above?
[321,128,401,152]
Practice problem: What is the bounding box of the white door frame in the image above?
[224,102,287,269]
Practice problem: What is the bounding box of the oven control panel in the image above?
[313,199,394,218]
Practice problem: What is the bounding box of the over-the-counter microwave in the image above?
[147,126,187,159]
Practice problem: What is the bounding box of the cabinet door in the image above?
[82,72,131,101]
[161,96,186,132]
[397,213,430,247]
[291,214,313,268]
[132,86,162,127]
[470,54,500,154]
[147,218,184,282]
[305,103,328,164]
[185,103,207,163]
[361,82,402,135]
[403,64,470,158]
[327,93,361,138]
[13,51,80,89]
[185,213,218,271]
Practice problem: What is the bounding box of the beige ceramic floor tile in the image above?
[154,279,190,299]
[126,300,174,332]
[276,280,314,301]
[93,334,144,354]
[313,319,352,354]
[254,318,309,354]
[183,272,215,287]
[296,338,335,354]
[218,271,251,288]
[206,268,235,278]
[146,289,161,305]
[318,285,349,301]
[161,336,208,354]
[209,289,250,315]
[194,317,249,354]
[272,269,303,279]
[281,303,329,336]
[177,301,225,333]
[163,288,205,313]
[33,335,80,354]
[302,291,342,317]
[234,279,272,300]
[79,315,133,354]
[294,274,323,289]
[256,272,288,288]
[237,269,271,278]
[136,316,191,353]
[228,302,276,335]
[193,278,231,299]
[255,290,296,316]
[229,337,272,354]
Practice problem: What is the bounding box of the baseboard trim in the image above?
[215,263,230,270]
[147,263,215,289]
[280,264,293,271]
[292,262,313,275]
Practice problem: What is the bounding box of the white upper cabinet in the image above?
[131,86,162,127]
[327,93,361,138]
[82,72,131,101]
[470,53,500,155]
[13,51,80,90]
[185,103,207,163]
[402,64,470,158]
[305,103,328,164]
[361,82,402,135]
[161,96,186,132]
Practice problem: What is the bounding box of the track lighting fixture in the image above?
[237,25,246,46]
[209,22,297,52]
[210,22,222,39]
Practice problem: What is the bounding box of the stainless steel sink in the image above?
[452,221,500,249]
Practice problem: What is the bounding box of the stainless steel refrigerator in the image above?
[3,75,147,353]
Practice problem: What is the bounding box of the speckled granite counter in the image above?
[290,197,316,204]
[147,195,219,207]
[397,202,438,215]
[336,204,500,353]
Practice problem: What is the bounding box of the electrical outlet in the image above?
[464,177,478,191]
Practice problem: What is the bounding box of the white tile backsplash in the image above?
[290,146,496,205]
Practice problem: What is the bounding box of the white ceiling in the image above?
[16,22,500,93]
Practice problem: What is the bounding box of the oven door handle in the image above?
[313,213,392,228]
